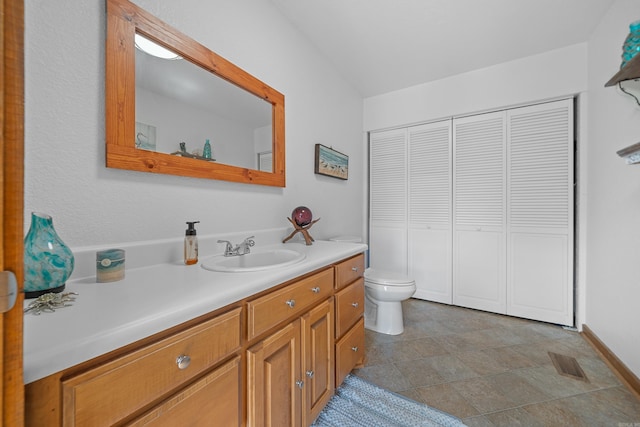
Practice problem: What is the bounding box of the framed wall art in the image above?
[314,144,348,180]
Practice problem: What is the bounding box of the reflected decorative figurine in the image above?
[283,206,320,246]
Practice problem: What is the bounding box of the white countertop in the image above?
[23,240,367,384]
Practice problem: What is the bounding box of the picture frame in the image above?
[314,144,348,180]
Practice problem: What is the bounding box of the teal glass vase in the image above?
[24,212,75,299]
[203,139,212,159]
[621,20,640,68]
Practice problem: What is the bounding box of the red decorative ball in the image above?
[292,206,313,227]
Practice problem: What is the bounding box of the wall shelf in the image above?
[605,51,640,87]
[616,141,640,164]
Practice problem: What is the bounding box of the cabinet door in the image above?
[301,299,334,426]
[453,112,507,313]
[408,121,453,304]
[127,357,241,427]
[369,128,408,273]
[247,320,302,427]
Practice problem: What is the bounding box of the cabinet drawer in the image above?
[334,253,364,290]
[62,307,242,427]
[247,268,333,340]
[335,278,364,339]
[335,318,365,387]
[128,356,241,427]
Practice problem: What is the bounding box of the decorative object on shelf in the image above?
[315,144,349,180]
[622,20,640,68]
[96,249,126,282]
[283,206,320,245]
[616,141,640,164]
[24,291,78,315]
[203,139,212,159]
[605,20,640,106]
[24,212,75,299]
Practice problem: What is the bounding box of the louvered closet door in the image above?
[453,112,507,313]
[408,121,452,303]
[369,128,408,274]
[506,99,574,326]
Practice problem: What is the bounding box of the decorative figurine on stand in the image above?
[283,206,320,246]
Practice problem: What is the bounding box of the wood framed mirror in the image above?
[106,0,285,187]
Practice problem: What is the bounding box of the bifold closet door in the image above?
[506,100,574,326]
[453,112,507,314]
[408,121,452,304]
[369,128,408,274]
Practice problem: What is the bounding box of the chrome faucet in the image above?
[218,236,255,257]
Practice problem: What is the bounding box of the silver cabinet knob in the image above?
[176,354,191,370]
[311,287,320,293]
[306,370,314,378]
[296,380,304,389]
[351,346,359,352]
[351,266,359,272]
[286,299,295,308]
[351,302,359,308]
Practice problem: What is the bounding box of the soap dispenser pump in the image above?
[184,221,200,265]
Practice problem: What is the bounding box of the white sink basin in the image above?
[201,249,306,272]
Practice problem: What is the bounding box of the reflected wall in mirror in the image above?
[106,0,285,186]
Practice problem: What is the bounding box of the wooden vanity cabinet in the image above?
[26,307,242,427]
[246,268,334,427]
[25,253,366,427]
[302,299,335,425]
[128,356,241,427]
[333,254,366,386]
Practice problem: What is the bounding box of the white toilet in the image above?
[328,236,416,336]
[363,269,416,335]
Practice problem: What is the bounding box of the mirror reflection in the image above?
[134,34,273,170]
[106,0,285,186]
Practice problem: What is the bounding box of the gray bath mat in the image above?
[312,374,466,426]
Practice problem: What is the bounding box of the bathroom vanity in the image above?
[24,241,365,426]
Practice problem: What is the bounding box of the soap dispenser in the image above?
[184,221,200,265]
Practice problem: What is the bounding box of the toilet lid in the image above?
[364,269,415,286]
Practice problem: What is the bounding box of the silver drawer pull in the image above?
[306,370,314,378]
[311,287,320,293]
[351,266,359,272]
[296,380,304,389]
[176,354,191,370]
[351,346,359,352]
[286,299,296,308]
[351,302,359,308]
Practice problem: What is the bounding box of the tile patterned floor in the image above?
[353,298,640,426]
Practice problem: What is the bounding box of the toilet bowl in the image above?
[364,269,416,335]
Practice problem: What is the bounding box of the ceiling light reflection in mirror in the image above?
[134,33,274,171]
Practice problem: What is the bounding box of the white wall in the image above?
[136,86,256,168]
[24,1,364,253]
[586,0,640,378]
[363,43,588,131]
